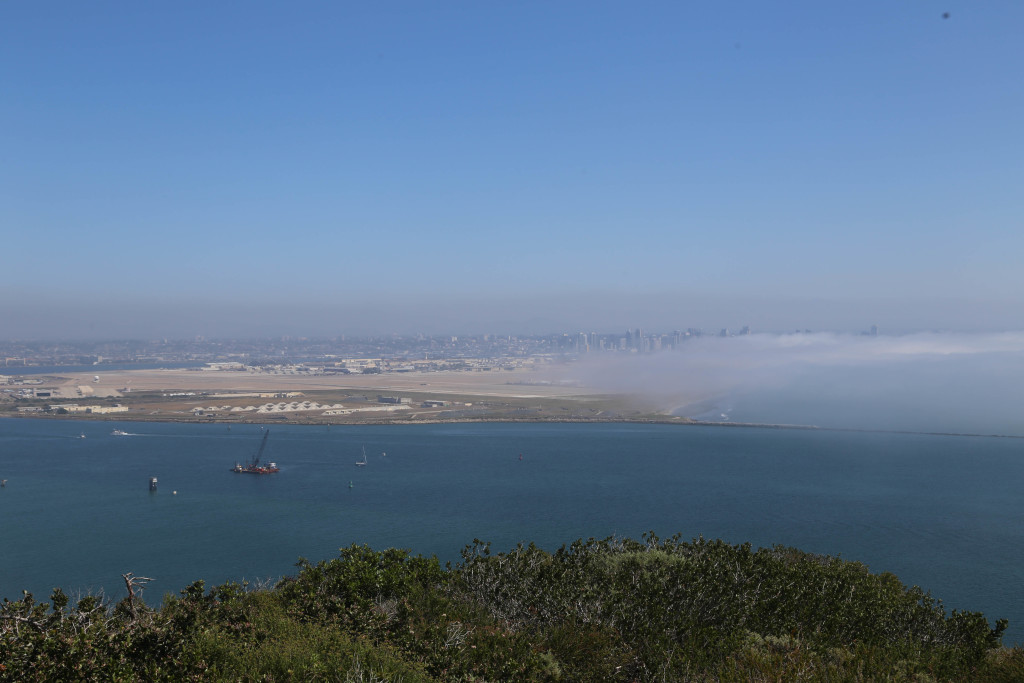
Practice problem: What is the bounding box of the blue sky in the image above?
[2,2,1022,338]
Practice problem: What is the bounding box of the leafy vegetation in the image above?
[2,535,1021,681]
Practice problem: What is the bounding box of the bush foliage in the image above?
[2,535,1020,681]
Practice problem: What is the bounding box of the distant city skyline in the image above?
[2,2,1022,339]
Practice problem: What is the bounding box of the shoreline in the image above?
[5,366,1024,441]
[5,412,1023,441]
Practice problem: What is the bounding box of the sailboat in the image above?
[355,447,367,467]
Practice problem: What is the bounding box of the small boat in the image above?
[79,432,86,439]
[232,431,280,474]
[355,447,367,467]
[111,429,129,436]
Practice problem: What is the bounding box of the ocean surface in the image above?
[2,418,1022,644]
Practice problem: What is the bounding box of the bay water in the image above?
[2,418,1022,644]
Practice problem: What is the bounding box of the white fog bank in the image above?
[564,332,1024,436]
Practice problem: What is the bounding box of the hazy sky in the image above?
[2,2,1022,339]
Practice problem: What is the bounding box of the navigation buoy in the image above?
[349,480,353,489]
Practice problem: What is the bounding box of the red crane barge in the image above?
[232,430,279,474]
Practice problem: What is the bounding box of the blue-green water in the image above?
[2,418,1022,644]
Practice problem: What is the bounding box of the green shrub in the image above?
[1,536,1016,682]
